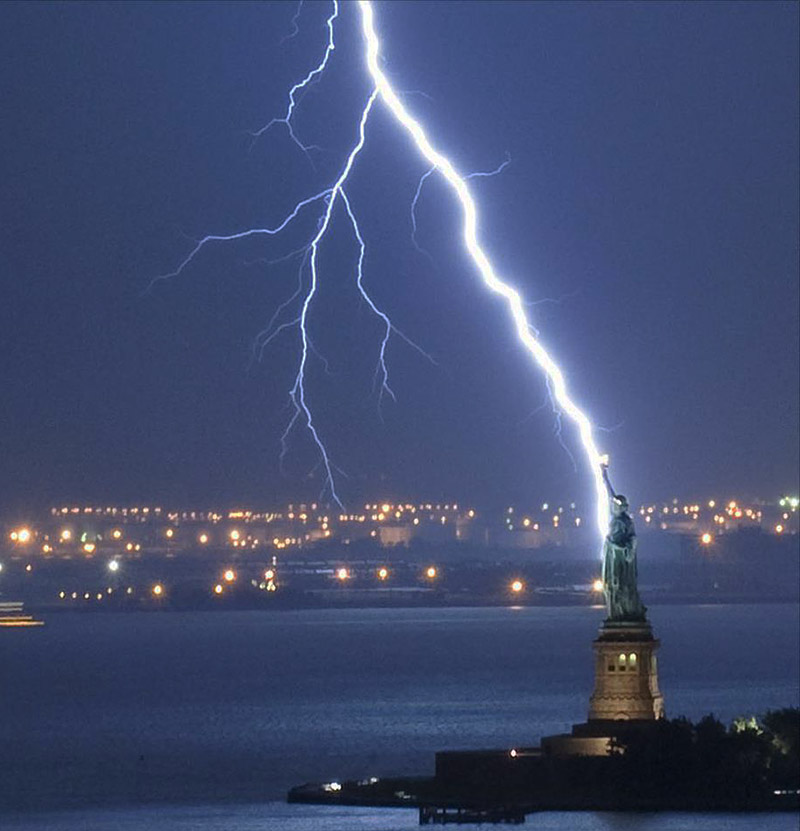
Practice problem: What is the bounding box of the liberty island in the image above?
[288,463,798,822]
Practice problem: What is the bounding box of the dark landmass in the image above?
[288,709,800,818]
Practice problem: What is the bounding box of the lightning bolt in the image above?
[153,1,610,542]
[355,0,608,540]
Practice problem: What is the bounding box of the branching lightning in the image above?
[340,189,395,408]
[153,0,610,544]
[147,189,331,292]
[283,86,378,508]
[410,166,436,259]
[411,154,511,259]
[251,0,340,157]
[466,153,512,180]
[280,1,305,45]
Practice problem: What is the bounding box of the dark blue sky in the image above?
[1,1,797,513]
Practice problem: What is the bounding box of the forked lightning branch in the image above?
[154,0,609,544]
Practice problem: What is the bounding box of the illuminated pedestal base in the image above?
[542,620,664,757]
[588,620,664,721]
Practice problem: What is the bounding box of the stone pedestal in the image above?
[587,620,664,722]
[541,619,665,757]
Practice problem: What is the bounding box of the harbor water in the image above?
[1,604,797,828]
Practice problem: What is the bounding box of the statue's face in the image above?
[613,496,628,515]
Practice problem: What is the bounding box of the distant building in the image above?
[378,525,412,547]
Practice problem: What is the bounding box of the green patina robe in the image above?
[602,503,646,622]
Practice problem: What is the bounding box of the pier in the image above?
[419,805,525,825]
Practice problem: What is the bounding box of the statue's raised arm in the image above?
[601,461,616,501]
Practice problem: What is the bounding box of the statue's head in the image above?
[612,495,629,515]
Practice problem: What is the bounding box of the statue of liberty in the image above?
[600,461,646,622]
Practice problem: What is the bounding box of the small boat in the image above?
[0,601,44,627]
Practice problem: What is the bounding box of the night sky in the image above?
[1,1,797,515]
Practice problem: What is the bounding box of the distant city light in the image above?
[509,749,518,758]
[7,494,794,612]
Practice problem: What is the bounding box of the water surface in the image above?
[1,604,797,827]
